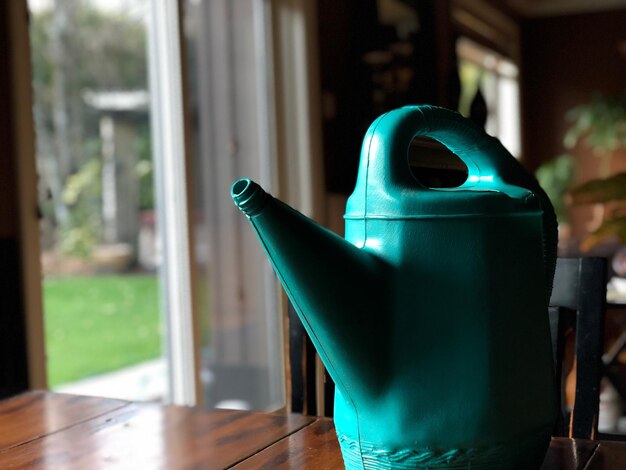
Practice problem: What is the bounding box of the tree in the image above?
[30,0,148,253]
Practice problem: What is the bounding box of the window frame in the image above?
[6,0,47,391]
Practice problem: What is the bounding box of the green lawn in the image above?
[44,274,161,388]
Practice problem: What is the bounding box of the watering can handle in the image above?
[365,104,558,298]
[367,105,521,187]
[367,105,550,198]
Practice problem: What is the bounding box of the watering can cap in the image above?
[345,106,544,219]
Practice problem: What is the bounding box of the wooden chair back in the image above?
[549,257,607,439]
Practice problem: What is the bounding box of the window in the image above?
[457,37,521,157]
[26,0,321,410]
[28,0,170,401]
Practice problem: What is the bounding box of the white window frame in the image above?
[148,0,200,406]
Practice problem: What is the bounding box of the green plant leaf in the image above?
[581,216,626,251]
[570,172,626,205]
[535,154,574,223]
[563,92,626,153]
[611,202,626,218]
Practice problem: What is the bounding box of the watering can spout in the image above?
[231,178,271,217]
[231,178,388,396]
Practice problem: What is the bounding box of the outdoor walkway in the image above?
[56,358,167,402]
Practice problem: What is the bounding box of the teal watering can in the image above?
[232,105,557,469]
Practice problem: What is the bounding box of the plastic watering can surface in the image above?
[231,105,558,470]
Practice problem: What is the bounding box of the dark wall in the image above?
[317,0,458,194]
[521,9,626,173]
[0,5,19,240]
[0,1,30,397]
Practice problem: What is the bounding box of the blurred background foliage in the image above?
[31,1,150,258]
[537,92,626,251]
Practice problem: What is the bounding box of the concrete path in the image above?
[56,358,167,402]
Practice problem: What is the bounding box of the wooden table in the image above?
[0,392,624,469]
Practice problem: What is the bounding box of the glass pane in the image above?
[457,37,521,158]
[28,0,167,401]
[184,0,285,411]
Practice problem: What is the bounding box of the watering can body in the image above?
[232,106,558,469]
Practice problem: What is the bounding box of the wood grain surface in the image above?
[0,394,312,469]
[540,437,598,470]
[234,418,343,470]
[0,391,127,450]
[585,439,626,469]
[1,392,625,469]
